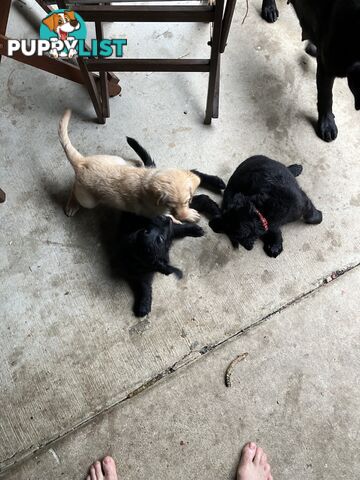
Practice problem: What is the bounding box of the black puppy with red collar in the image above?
[191,156,322,258]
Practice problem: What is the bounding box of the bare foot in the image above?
[237,443,272,480]
[87,456,118,480]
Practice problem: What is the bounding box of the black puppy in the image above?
[191,155,322,258]
[102,137,224,317]
[104,212,204,317]
[261,0,360,142]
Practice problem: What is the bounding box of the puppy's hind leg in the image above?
[261,0,279,23]
[302,192,323,224]
[65,183,80,217]
[191,170,226,193]
[129,276,153,317]
[288,164,303,177]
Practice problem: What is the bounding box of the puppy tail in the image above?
[288,164,303,177]
[58,109,84,170]
[126,137,156,168]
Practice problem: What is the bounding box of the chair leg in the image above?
[34,0,52,14]
[220,0,237,53]
[78,58,106,124]
[204,0,224,124]
[95,19,110,118]
[0,0,11,63]
[212,56,221,119]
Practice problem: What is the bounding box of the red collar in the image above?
[255,209,269,232]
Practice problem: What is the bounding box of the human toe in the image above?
[102,456,118,480]
[254,446,263,465]
[240,442,257,466]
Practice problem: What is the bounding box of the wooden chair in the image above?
[0,0,236,123]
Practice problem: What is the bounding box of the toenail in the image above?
[249,442,256,450]
[103,456,112,464]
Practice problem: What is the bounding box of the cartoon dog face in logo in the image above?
[42,11,80,58]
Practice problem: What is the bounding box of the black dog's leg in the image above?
[262,228,283,258]
[156,262,183,279]
[316,62,338,142]
[129,276,153,317]
[302,192,323,224]
[190,194,221,219]
[261,0,279,23]
[172,223,205,239]
[191,170,226,193]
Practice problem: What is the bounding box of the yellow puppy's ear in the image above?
[156,190,169,206]
[189,172,201,194]
[42,13,58,32]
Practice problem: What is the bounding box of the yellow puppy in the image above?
[58,110,201,222]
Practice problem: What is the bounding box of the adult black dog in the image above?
[101,137,224,317]
[191,155,322,258]
[261,0,360,142]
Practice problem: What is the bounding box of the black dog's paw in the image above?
[229,236,240,249]
[261,4,279,23]
[264,242,283,258]
[318,114,338,142]
[304,209,323,225]
[173,267,183,279]
[190,194,208,210]
[212,176,226,191]
[288,164,303,177]
[134,302,151,318]
[187,225,205,237]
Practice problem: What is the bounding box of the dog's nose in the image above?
[70,20,79,27]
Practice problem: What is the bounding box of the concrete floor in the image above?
[0,1,359,479]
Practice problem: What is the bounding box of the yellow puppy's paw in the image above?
[186,208,201,223]
[166,214,182,225]
[64,204,80,217]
